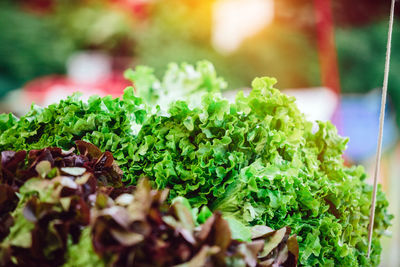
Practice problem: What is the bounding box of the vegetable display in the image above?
[0,61,392,266]
[0,2,73,98]
[0,142,298,266]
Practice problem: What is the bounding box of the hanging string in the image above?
[367,0,396,258]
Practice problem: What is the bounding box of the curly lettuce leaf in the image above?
[124,60,227,110]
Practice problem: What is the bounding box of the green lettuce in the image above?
[0,89,146,183]
[124,60,227,109]
[0,61,392,266]
[131,76,391,266]
[63,229,105,267]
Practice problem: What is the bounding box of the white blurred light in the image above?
[212,0,274,54]
[282,87,338,124]
[67,51,111,84]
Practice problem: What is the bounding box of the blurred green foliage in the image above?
[336,21,400,126]
[135,0,320,90]
[0,0,320,98]
[0,0,136,99]
[227,24,320,89]
[133,0,227,83]
[0,2,73,98]
[51,0,136,55]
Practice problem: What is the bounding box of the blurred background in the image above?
[0,0,398,265]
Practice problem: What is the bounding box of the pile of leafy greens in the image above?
[0,142,298,267]
[0,61,392,266]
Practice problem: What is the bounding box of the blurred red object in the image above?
[23,72,131,106]
[19,0,150,17]
[314,0,341,95]
[111,0,149,18]
[19,0,54,14]
[314,0,342,132]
